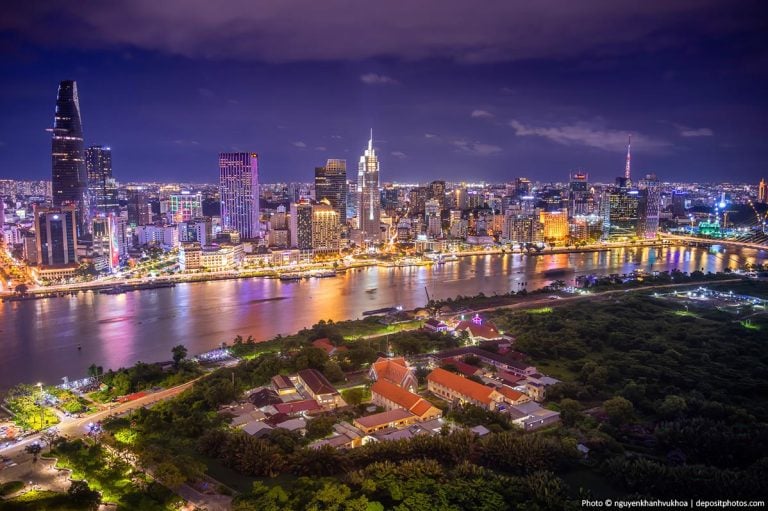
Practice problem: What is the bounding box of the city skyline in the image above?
[0,1,766,184]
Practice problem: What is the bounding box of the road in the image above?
[0,378,199,459]
[470,278,746,315]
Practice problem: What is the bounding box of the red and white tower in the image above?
[624,134,631,181]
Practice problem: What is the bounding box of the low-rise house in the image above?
[370,379,442,421]
[272,375,297,396]
[497,371,524,387]
[470,425,491,436]
[242,421,273,438]
[248,388,282,408]
[454,316,502,343]
[507,401,561,431]
[368,357,418,392]
[312,338,349,357]
[424,318,449,332]
[309,422,364,450]
[431,347,537,376]
[273,417,307,433]
[427,368,505,411]
[296,369,346,409]
[443,358,482,378]
[274,399,321,415]
[230,410,268,427]
[525,381,547,402]
[498,386,531,406]
[354,408,418,434]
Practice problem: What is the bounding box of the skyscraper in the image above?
[759,178,767,204]
[315,159,347,225]
[290,199,313,250]
[568,171,592,217]
[34,205,78,266]
[168,192,203,223]
[219,152,260,239]
[312,200,341,254]
[126,187,153,226]
[624,134,632,182]
[50,80,88,235]
[428,180,446,211]
[357,131,381,241]
[85,145,119,218]
[637,174,661,239]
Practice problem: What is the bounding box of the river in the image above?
[1,245,765,389]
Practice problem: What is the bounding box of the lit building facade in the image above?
[539,209,568,242]
[219,152,259,239]
[357,132,381,241]
[168,192,203,223]
[637,174,661,239]
[33,205,78,266]
[50,80,89,235]
[312,201,341,254]
[315,159,347,225]
[290,199,313,250]
[85,145,119,218]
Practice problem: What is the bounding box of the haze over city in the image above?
[1,0,767,183]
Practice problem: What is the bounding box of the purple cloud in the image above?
[509,119,669,153]
[360,73,399,85]
[0,1,750,63]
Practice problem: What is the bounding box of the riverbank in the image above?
[2,271,753,395]
[1,240,674,301]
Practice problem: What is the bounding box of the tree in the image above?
[14,283,28,295]
[87,364,103,378]
[658,395,687,419]
[68,480,101,510]
[323,361,345,383]
[306,416,336,441]
[341,387,366,406]
[603,396,634,426]
[558,398,582,427]
[41,428,59,452]
[154,461,186,489]
[171,344,188,368]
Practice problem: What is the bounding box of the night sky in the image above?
[0,0,766,184]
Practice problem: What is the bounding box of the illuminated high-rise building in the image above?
[357,131,381,241]
[85,145,119,218]
[314,159,347,225]
[290,199,313,250]
[759,178,767,204]
[311,200,341,254]
[637,174,661,239]
[601,187,640,240]
[50,80,89,235]
[428,180,446,211]
[568,171,592,217]
[33,205,78,266]
[126,187,153,226]
[219,152,259,239]
[168,192,203,223]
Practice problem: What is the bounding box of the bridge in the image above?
[660,233,768,251]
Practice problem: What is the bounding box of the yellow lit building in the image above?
[539,209,568,242]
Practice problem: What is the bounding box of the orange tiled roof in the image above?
[498,386,527,402]
[427,368,496,405]
[371,379,438,418]
[312,338,336,354]
[372,357,411,386]
[355,408,414,429]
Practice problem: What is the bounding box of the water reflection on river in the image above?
[1,245,764,388]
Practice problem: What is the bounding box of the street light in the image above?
[36,382,44,429]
